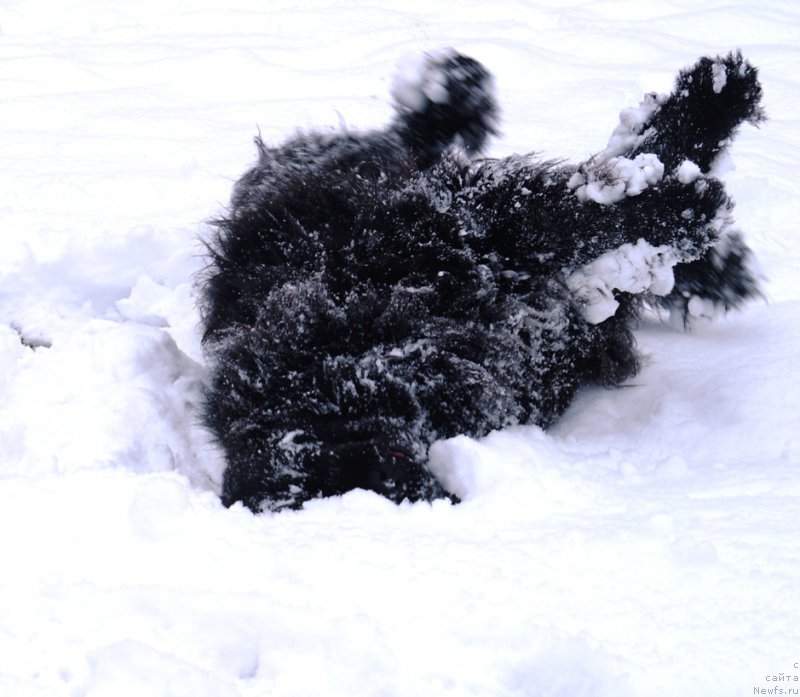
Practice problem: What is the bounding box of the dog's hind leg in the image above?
[621,54,766,323]
[559,53,765,324]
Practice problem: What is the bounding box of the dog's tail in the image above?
[391,49,499,166]
[606,51,765,173]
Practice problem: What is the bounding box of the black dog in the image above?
[200,50,764,512]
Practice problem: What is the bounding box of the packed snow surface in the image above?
[1,2,799,696]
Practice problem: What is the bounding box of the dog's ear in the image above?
[391,49,499,165]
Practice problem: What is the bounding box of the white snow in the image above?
[598,92,667,162]
[711,59,729,93]
[566,239,677,323]
[677,159,703,184]
[571,153,665,204]
[391,48,458,111]
[1,2,800,697]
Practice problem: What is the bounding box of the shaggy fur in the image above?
[200,50,764,512]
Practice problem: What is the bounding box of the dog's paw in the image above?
[661,231,765,327]
[631,51,765,173]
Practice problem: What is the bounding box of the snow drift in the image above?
[0,1,799,696]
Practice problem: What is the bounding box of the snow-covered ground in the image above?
[1,1,799,695]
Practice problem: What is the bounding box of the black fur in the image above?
[200,50,764,512]
[629,54,764,173]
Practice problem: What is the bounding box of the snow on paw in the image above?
[676,159,702,184]
[567,239,678,323]
[599,91,668,160]
[570,153,665,204]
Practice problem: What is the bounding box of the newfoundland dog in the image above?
[200,49,764,512]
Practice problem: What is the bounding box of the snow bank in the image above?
[0,224,226,492]
[1,1,799,696]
